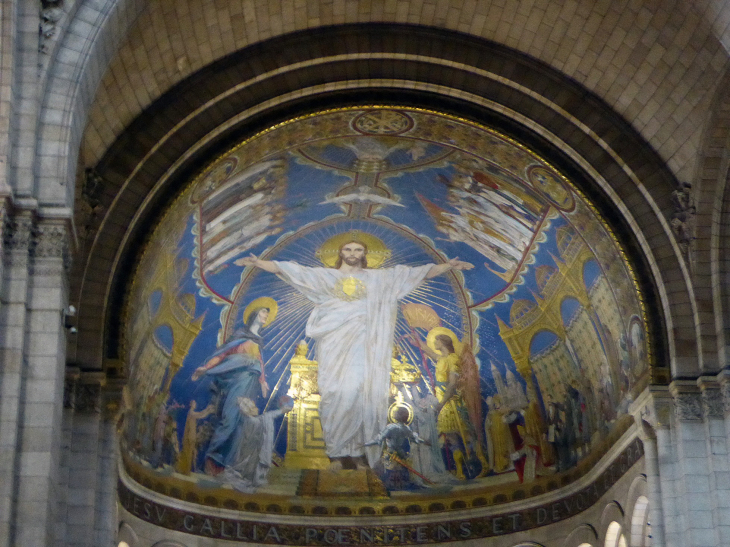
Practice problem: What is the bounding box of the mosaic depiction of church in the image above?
[120,108,649,508]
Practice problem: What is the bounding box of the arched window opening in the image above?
[631,495,651,546]
[604,521,622,547]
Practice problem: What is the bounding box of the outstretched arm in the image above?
[234,254,281,274]
[426,257,474,279]
[406,333,440,362]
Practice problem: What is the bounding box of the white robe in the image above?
[275,261,433,465]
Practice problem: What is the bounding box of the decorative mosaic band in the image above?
[120,438,643,544]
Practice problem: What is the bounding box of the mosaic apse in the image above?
[121,108,649,515]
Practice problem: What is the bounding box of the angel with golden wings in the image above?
[409,327,489,479]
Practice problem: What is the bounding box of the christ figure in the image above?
[236,239,472,470]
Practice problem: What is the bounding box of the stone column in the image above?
[66,372,106,547]
[94,381,123,547]
[671,381,718,546]
[0,211,33,546]
[634,386,675,546]
[12,219,71,547]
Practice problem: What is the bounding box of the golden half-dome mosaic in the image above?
[120,108,648,540]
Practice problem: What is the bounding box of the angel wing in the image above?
[457,344,485,444]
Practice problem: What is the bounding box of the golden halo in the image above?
[243,297,278,327]
[315,230,391,268]
[426,327,463,355]
[388,401,414,425]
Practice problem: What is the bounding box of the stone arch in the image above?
[64,24,688,382]
[564,523,599,547]
[36,0,145,206]
[116,521,138,547]
[599,501,626,546]
[693,67,730,373]
[623,473,649,547]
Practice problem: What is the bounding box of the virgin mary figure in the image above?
[191,297,278,475]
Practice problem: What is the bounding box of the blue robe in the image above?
[203,328,264,468]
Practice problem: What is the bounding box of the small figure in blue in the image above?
[366,406,429,490]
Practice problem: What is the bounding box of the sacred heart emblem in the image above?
[334,276,366,301]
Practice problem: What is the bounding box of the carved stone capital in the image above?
[671,388,703,421]
[75,372,107,414]
[702,389,723,419]
[698,377,724,419]
[64,367,81,409]
[32,222,69,259]
[718,371,730,414]
[3,214,34,253]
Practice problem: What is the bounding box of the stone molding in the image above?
[632,386,673,432]
[118,438,644,543]
[640,375,730,423]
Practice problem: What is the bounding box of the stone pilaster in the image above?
[698,377,728,546]
[66,372,105,547]
[55,367,80,546]
[94,382,123,547]
[717,370,730,545]
[0,211,33,546]
[12,218,70,547]
[671,380,718,547]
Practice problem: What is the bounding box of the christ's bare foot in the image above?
[328,460,343,471]
[354,457,369,471]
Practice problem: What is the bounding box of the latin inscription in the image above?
[119,439,642,544]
